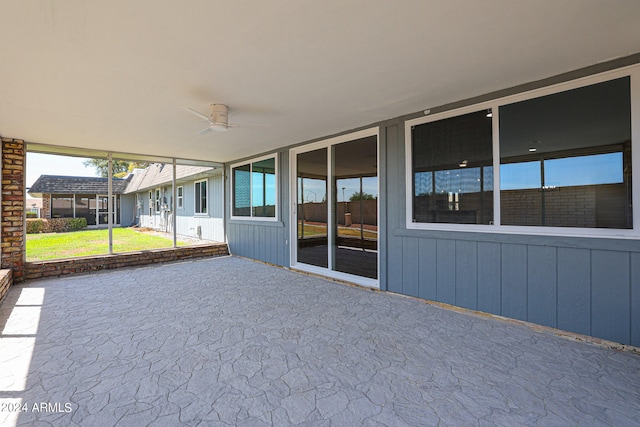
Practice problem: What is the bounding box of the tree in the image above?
[83,159,150,178]
[349,192,376,201]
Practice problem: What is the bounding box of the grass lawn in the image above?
[297,222,377,239]
[26,228,187,261]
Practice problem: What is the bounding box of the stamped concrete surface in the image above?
[0,256,639,426]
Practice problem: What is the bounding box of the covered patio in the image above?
[1,256,638,426]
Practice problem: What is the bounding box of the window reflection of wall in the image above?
[500,76,631,229]
[411,75,632,230]
[232,157,277,218]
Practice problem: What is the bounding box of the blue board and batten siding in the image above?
[385,118,640,347]
[228,121,640,348]
[389,231,640,347]
[227,152,290,267]
[390,236,640,340]
[226,56,640,347]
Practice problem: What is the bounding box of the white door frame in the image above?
[289,127,380,288]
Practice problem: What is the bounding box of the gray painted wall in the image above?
[384,121,640,347]
[135,172,225,242]
[227,152,290,267]
[120,194,136,227]
[226,56,640,347]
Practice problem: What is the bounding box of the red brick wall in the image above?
[42,194,51,219]
[1,138,25,282]
[24,243,229,280]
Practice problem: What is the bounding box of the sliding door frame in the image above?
[289,127,380,288]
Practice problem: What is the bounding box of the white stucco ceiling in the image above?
[1,1,639,163]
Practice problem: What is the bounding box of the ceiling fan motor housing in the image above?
[210,104,229,124]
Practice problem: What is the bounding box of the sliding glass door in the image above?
[332,137,378,279]
[297,148,328,268]
[292,129,378,285]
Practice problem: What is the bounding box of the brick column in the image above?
[1,138,25,282]
[42,194,51,218]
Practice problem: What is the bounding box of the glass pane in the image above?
[51,195,74,218]
[252,158,276,217]
[74,195,95,225]
[333,136,378,279]
[500,76,631,228]
[25,153,113,261]
[412,110,493,224]
[500,161,541,190]
[200,180,207,214]
[499,161,543,226]
[195,183,201,212]
[233,164,251,216]
[297,148,328,268]
[97,196,109,225]
[545,153,623,187]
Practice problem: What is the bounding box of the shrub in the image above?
[68,218,87,231]
[25,217,88,234]
[26,212,38,219]
[26,219,47,234]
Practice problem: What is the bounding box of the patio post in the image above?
[107,152,113,254]
[172,159,177,248]
[1,138,25,282]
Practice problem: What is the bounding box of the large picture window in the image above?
[407,73,634,234]
[499,77,631,229]
[195,179,207,214]
[231,156,277,219]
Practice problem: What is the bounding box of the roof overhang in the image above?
[2,1,640,163]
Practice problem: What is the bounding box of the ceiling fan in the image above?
[182,104,238,134]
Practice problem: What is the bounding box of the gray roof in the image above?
[123,164,217,193]
[28,164,219,197]
[28,175,131,196]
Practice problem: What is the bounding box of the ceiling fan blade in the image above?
[181,106,211,122]
[195,126,213,135]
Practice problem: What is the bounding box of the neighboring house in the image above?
[27,164,225,242]
[25,197,43,218]
[28,175,131,226]
[123,163,224,242]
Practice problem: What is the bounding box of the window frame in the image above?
[177,185,184,210]
[230,153,279,221]
[405,65,640,239]
[154,188,161,213]
[194,179,208,216]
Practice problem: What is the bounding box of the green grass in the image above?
[26,228,187,262]
[297,223,377,239]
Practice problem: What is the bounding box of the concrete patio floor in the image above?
[0,256,639,426]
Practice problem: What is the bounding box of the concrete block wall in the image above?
[501,187,597,227]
